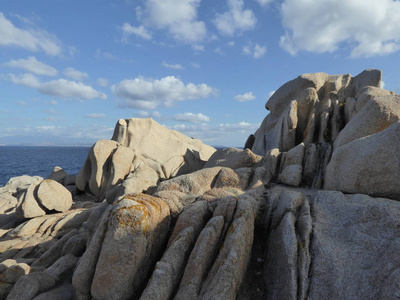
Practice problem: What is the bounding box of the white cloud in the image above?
[8,73,106,100]
[97,78,109,87]
[138,0,206,43]
[0,13,61,56]
[243,43,266,58]
[168,121,260,144]
[280,0,400,57]
[191,62,200,68]
[8,73,41,88]
[235,91,256,102]
[254,0,273,6]
[254,44,267,58]
[214,0,257,36]
[46,100,58,106]
[95,49,118,60]
[86,113,106,118]
[45,116,64,122]
[39,79,106,100]
[44,108,57,114]
[17,100,28,106]
[162,61,184,70]
[3,56,57,76]
[227,41,235,46]
[122,23,152,40]
[192,44,205,52]
[174,112,210,123]
[112,75,216,109]
[63,67,89,81]
[214,47,224,54]
[137,110,161,118]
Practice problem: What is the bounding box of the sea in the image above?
[0,146,91,187]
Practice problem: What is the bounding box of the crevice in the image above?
[305,199,316,300]
[237,224,268,300]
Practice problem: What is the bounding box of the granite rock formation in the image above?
[1,69,400,299]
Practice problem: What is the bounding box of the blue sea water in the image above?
[0,146,90,187]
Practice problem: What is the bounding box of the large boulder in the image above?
[111,118,215,176]
[76,118,215,199]
[36,180,72,212]
[334,93,400,149]
[73,194,170,300]
[324,122,400,199]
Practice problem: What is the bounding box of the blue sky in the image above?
[1,0,400,147]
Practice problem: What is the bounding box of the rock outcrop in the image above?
[76,118,216,201]
[1,69,400,299]
[249,68,400,200]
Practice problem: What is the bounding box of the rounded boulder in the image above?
[37,180,73,212]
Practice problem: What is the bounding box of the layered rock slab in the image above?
[72,194,170,300]
[264,186,400,299]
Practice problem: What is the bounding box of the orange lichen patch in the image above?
[115,203,150,234]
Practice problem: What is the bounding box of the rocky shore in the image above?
[1,69,399,299]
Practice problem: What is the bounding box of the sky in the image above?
[1,0,400,147]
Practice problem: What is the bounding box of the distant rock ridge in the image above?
[1,69,400,299]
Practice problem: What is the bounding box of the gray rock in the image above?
[61,232,88,257]
[72,207,112,297]
[44,254,79,281]
[6,272,56,300]
[264,186,400,299]
[0,259,17,274]
[325,122,400,199]
[47,166,68,183]
[204,148,262,169]
[0,282,13,299]
[278,165,303,187]
[0,262,30,283]
[36,180,72,212]
[351,68,382,96]
[175,216,225,300]
[140,227,195,300]
[78,119,216,199]
[0,175,43,195]
[31,229,78,270]
[32,283,76,300]
[251,114,279,156]
[265,72,328,116]
[90,194,170,300]
[199,198,255,300]
[334,94,400,149]
[279,142,305,171]
[355,86,391,112]
[15,182,46,219]
[167,201,210,248]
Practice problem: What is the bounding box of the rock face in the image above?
[264,187,400,299]
[73,194,170,300]
[249,68,400,200]
[324,122,400,199]
[76,118,216,201]
[2,69,400,299]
